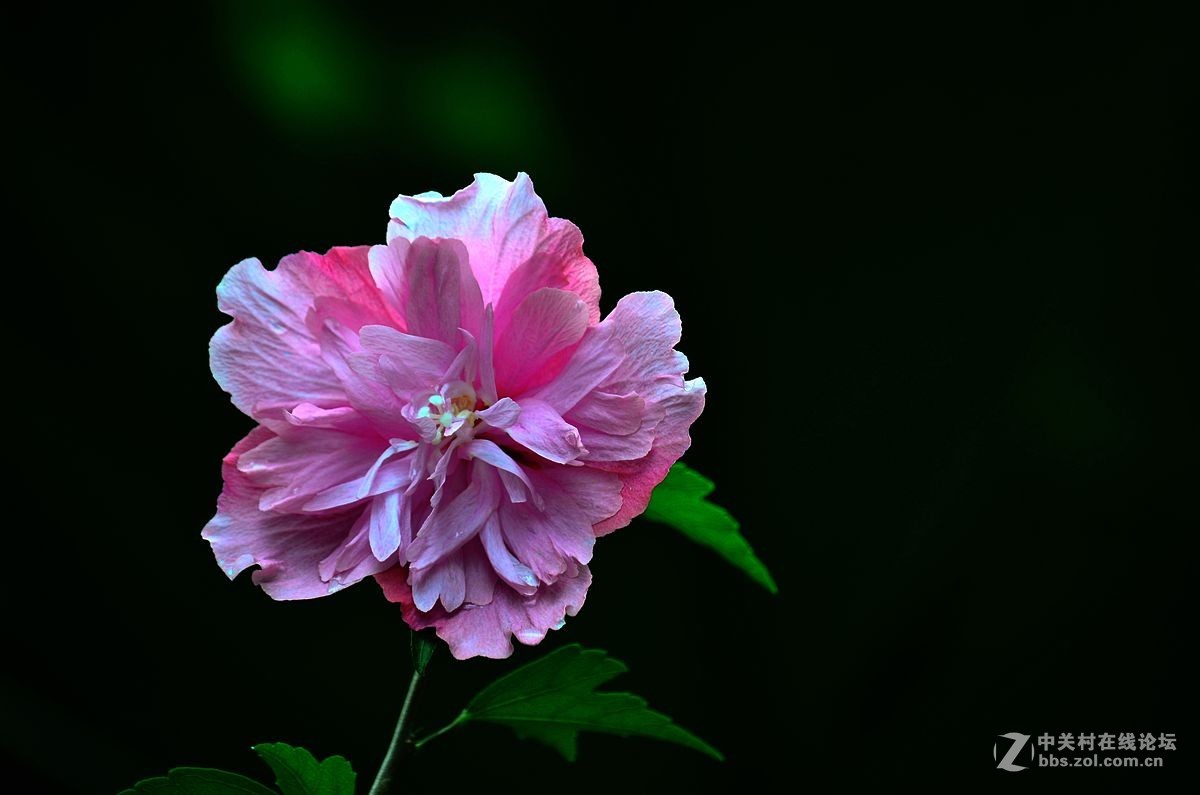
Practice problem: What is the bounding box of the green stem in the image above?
[413,711,470,750]
[368,669,422,795]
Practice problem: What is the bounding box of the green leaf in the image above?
[645,462,778,593]
[252,743,355,795]
[459,644,723,762]
[119,767,278,795]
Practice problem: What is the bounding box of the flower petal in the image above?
[318,509,394,590]
[462,540,498,607]
[236,427,386,513]
[480,513,539,595]
[493,219,601,331]
[283,403,374,435]
[503,398,586,465]
[477,396,520,429]
[387,173,599,324]
[593,377,707,534]
[368,489,404,560]
[528,323,623,414]
[497,470,596,582]
[494,288,589,396]
[358,325,455,392]
[203,428,363,600]
[411,550,466,612]
[407,463,500,568]
[459,438,538,506]
[211,259,344,426]
[368,237,483,343]
[566,391,645,435]
[574,400,664,462]
[377,563,592,659]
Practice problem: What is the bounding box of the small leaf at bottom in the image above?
[252,743,355,795]
[462,644,723,762]
[119,767,278,794]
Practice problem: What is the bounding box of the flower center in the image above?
[415,380,478,444]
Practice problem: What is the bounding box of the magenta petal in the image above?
[529,324,623,413]
[359,325,455,390]
[462,541,497,606]
[477,396,520,429]
[498,471,595,582]
[369,489,404,560]
[494,288,589,396]
[407,463,500,568]
[493,219,601,330]
[479,304,499,404]
[461,439,538,505]
[211,247,398,429]
[594,377,707,535]
[566,391,646,435]
[480,514,539,595]
[598,290,684,387]
[504,399,586,465]
[366,240,408,323]
[377,563,592,660]
[203,428,364,600]
[404,237,471,345]
[575,400,664,462]
[284,403,373,434]
[302,457,411,511]
[236,428,385,513]
[411,551,467,612]
[313,319,412,437]
[387,174,600,325]
[211,260,344,426]
[536,464,623,526]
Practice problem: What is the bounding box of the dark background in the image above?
[8,2,1193,791]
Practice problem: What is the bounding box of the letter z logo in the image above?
[994,732,1032,771]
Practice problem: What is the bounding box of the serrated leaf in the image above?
[461,644,723,762]
[119,767,278,795]
[645,462,778,593]
[252,743,355,795]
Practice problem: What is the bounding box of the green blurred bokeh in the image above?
[225,0,562,172]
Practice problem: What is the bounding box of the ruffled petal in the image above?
[377,563,592,660]
[497,469,596,583]
[317,509,395,589]
[502,398,587,465]
[386,174,600,325]
[368,237,482,344]
[529,323,624,414]
[356,325,455,397]
[593,377,707,534]
[477,396,520,429]
[411,550,467,612]
[202,428,364,600]
[210,259,345,426]
[493,219,601,329]
[494,288,590,396]
[236,426,386,513]
[407,462,501,568]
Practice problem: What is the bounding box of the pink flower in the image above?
[204,174,705,659]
